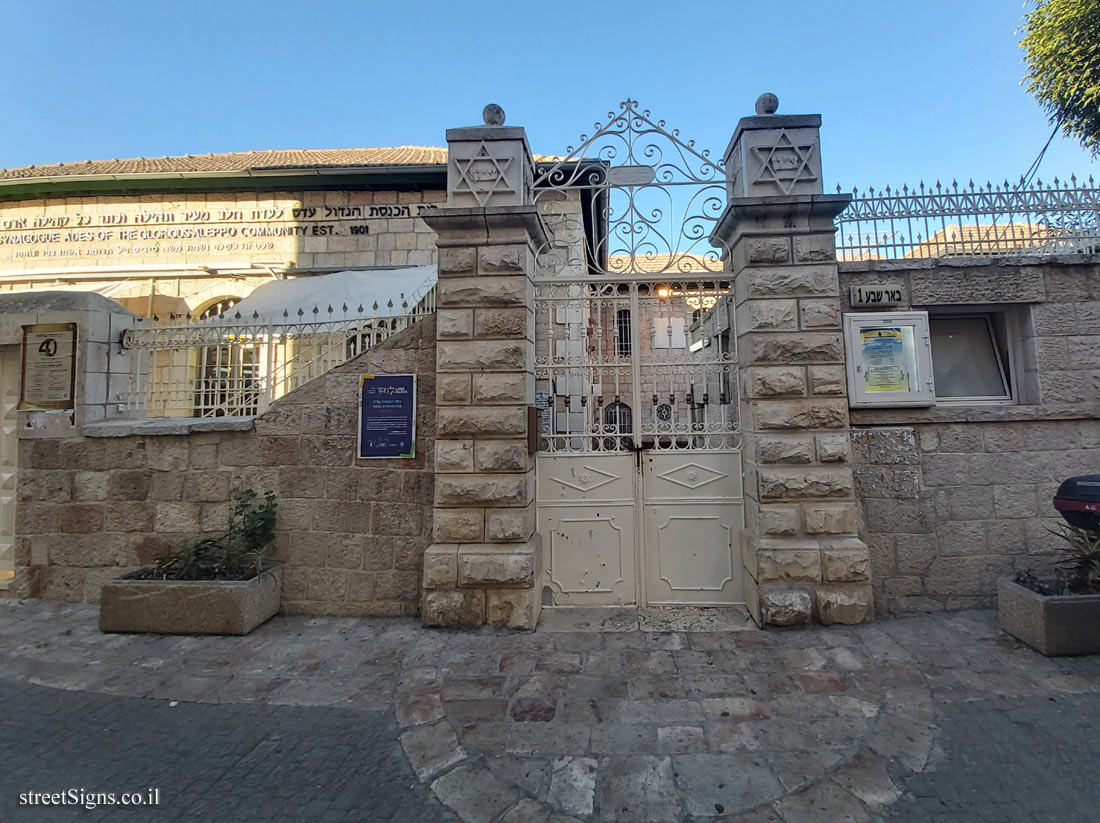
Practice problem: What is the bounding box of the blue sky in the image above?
[1,0,1096,191]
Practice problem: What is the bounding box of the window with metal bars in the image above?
[615,309,632,358]
[194,297,260,417]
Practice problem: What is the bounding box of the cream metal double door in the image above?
[538,450,744,606]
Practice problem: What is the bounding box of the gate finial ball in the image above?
[755,93,779,115]
[483,104,506,126]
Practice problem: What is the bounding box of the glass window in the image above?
[602,401,633,450]
[615,309,632,357]
[929,315,1011,400]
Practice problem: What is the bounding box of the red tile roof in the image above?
[0,146,451,181]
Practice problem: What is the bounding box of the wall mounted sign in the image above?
[358,374,416,459]
[850,284,904,308]
[20,323,77,410]
[534,390,552,435]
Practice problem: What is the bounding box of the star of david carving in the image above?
[751,130,818,195]
[452,142,516,207]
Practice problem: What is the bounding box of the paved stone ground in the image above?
[879,693,1100,823]
[0,679,458,823]
[1,600,1099,822]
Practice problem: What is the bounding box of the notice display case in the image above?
[843,311,935,408]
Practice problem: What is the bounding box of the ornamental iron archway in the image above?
[532,100,744,608]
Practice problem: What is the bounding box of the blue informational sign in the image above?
[358,374,416,459]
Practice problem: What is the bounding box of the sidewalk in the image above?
[2,599,1099,822]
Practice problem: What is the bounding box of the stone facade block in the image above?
[475,308,528,338]
[745,266,838,298]
[438,276,527,307]
[422,588,486,627]
[757,549,821,582]
[993,484,1039,519]
[823,548,871,582]
[423,544,458,589]
[479,245,527,274]
[799,298,841,329]
[851,428,919,465]
[760,505,800,536]
[804,504,858,535]
[435,473,529,507]
[437,373,471,404]
[457,544,536,588]
[437,340,526,372]
[487,587,540,629]
[758,468,854,500]
[439,247,476,274]
[437,406,526,437]
[437,309,473,338]
[436,440,474,473]
[745,300,797,331]
[472,373,528,404]
[747,367,806,398]
[760,587,812,626]
[793,235,837,263]
[757,435,813,464]
[815,585,874,625]
[746,237,791,263]
[816,433,850,463]
[474,440,529,472]
[753,399,848,430]
[808,365,845,396]
[434,509,484,542]
[485,504,534,542]
[749,332,843,365]
[911,268,1045,305]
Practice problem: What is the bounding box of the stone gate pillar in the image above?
[711,95,873,626]
[420,105,547,629]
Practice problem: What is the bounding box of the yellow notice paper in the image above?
[860,327,910,392]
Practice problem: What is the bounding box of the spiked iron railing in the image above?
[834,176,1100,260]
[119,286,435,418]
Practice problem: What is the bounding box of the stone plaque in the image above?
[20,323,77,410]
[606,165,656,186]
[850,284,904,308]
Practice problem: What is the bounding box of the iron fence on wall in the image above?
[834,177,1100,261]
[118,287,435,418]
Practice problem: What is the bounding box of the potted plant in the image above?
[100,489,281,635]
[999,523,1100,656]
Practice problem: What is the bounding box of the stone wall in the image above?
[842,257,1100,612]
[6,316,436,616]
[853,419,1100,611]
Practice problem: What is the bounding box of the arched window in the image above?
[602,401,633,450]
[194,297,259,417]
[615,309,632,358]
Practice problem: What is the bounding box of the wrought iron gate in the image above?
[533,101,744,606]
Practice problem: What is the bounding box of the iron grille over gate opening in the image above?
[531,100,739,454]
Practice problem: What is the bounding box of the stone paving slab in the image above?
[3,601,1100,821]
[537,607,757,634]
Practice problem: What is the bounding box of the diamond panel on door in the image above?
[537,454,637,605]
[642,452,744,605]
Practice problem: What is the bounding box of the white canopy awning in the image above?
[201,265,437,325]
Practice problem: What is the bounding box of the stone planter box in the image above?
[100,566,282,636]
[997,576,1100,656]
